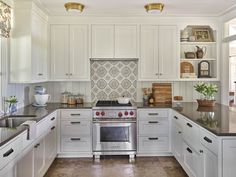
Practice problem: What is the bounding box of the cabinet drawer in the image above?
[183,119,200,150]
[61,136,91,152]
[0,137,21,169]
[138,136,169,152]
[172,111,185,126]
[200,128,218,155]
[61,120,91,136]
[61,110,92,119]
[138,118,169,135]
[138,109,168,119]
[47,113,57,127]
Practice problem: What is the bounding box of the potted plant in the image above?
[5,96,18,114]
[194,82,218,107]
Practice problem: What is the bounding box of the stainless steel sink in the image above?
[0,116,37,128]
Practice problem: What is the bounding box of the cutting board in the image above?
[152,83,172,104]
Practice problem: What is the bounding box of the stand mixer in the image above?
[33,86,50,107]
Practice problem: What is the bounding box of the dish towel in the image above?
[22,120,37,140]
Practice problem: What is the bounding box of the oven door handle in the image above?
[93,120,136,123]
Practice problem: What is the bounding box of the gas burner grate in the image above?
[96,100,132,107]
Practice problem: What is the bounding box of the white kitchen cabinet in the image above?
[50,25,69,80]
[223,139,236,177]
[50,25,89,81]
[171,118,183,163]
[137,109,170,155]
[115,25,138,58]
[69,25,89,80]
[183,142,201,177]
[10,1,48,83]
[92,25,114,58]
[91,25,138,58]
[34,138,45,177]
[158,26,177,79]
[44,125,57,168]
[59,109,92,157]
[139,25,177,80]
[17,149,34,177]
[199,145,218,177]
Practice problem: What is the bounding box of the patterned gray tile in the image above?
[91,60,137,102]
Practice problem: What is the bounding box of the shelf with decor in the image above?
[179,25,218,81]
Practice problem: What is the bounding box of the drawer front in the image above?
[61,136,91,152]
[138,118,169,135]
[138,136,169,152]
[61,120,91,136]
[138,109,168,119]
[61,110,92,120]
[0,136,21,169]
[200,128,218,154]
[183,119,200,150]
[36,118,48,138]
[172,111,185,126]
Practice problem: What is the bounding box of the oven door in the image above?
[93,121,136,152]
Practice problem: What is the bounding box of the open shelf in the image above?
[180,58,216,61]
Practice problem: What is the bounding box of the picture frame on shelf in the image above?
[191,26,214,42]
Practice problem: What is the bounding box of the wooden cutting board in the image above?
[152,83,172,104]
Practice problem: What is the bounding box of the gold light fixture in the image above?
[64,2,85,13]
[144,3,164,13]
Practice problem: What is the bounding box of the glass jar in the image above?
[76,94,84,104]
[67,95,77,105]
[61,91,70,104]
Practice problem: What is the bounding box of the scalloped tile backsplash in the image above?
[91,60,137,102]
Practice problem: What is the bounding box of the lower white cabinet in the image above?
[200,145,218,177]
[45,125,57,167]
[137,109,170,155]
[171,118,183,163]
[34,138,45,177]
[223,139,236,177]
[59,109,92,157]
[183,142,201,177]
[17,149,34,177]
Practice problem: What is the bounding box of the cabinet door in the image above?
[34,139,45,177]
[51,25,69,80]
[140,25,158,80]
[171,121,183,163]
[158,25,177,79]
[115,25,137,58]
[69,25,89,80]
[223,140,236,177]
[45,126,57,167]
[183,142,201,177]
[200,146,218,177]
[91,25,114,58]
[31,14,47,82]
[17,149,34,177]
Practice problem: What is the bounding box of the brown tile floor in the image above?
[44,156,188,177]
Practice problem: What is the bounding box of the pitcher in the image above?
[196,46,207,59]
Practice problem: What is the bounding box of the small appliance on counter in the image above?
[33,86,50,107]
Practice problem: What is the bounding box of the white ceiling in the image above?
[38,0,236,16]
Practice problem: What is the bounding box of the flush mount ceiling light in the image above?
[64,2,85,13]
[144,3,164,14]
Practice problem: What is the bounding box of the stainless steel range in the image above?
[92,100,137,160]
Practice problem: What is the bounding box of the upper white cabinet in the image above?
[139,25,178,80]
[115,25,138,58]
[91,25,114,58]
[10,2,48,83]
[50,24,89,81]
[91,25,138,58]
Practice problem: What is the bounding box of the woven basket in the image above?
[197,99,216,107]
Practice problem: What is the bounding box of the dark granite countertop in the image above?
[136,102,236,136]
[0,103,93,147]
[1,101,236,147]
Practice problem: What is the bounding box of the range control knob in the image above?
[101,111,105,116]
[118,112,123,117]
[96,112,100,116]
[130,111,134,116]
[124,111,129,116]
